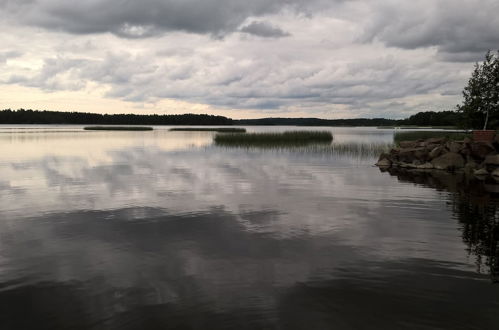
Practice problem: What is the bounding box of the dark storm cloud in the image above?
[0,0,320,38]
[361,0,499,61]
[240,21,291,38]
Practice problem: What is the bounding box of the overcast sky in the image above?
[0,0,498,119]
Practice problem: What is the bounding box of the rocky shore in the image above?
[376,135,499,179]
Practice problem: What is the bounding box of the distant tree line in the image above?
[0,108,467,127]
[0,109,233,125]
[235,117,398,126]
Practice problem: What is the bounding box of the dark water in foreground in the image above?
[0,126,498,329]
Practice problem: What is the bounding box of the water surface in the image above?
[0,126,497,329]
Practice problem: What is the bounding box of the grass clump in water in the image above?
[170,127,246,133]
[394,131,470,144]
[84,126,153,131]
[331,142,394,158]
[214,131,333,147]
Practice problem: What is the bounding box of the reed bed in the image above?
[214,140,392,159]
[170,127,246,133]
[394,131,470,144]
[330,142,394,158]
[214,131,333,146]
[84,126,153,131]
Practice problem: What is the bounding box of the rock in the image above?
[464,160,478,173]
[492,168,499,178]
[485,183,499,192]
[414,149,429,162]
[495,134,499,144]
[459,147,471,157]
[376,158,392,167]
[426,137,446,145]
[471,143,495,159]
[463,137,472,145]
[399,140,418,148]
[484,154,499,165]
[474,168,489,176]
[429,146,445,160]
[431,152,465,170]
[389,148,400,155]
[416,162,434,169]
[377,153,390,162]
[447,141,463,153]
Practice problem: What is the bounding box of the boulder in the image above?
[426,137,446,145]
[376,158,391,167]
[484,154,499,166]
[474,168,489,176]
[429,146,445,160]
[414,149,429,162]
[377,153,391,162]
[399,140,418,148]
[431,152,465,170]
[416,162,434,169]
[447,141,464,153]
[464,160,478,172]
[397,147,423,162]
[471,143,495,159]
[492,168,499,178]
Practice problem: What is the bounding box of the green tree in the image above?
[458,50,499,129]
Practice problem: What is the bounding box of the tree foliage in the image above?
[458,50,499,129]
[0,109,233,125]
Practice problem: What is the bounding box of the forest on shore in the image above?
[0,108,462,127]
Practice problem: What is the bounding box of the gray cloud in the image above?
[0,0,320,38]
[361,0,499,61]
[4,50,465,117]
[0,50,21,63]
[240,21,290,38]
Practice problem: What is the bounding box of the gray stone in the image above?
[492,168,499,177]
[397,147,426,163]
[426,137,446,145]
[376,158,392,167]
[471,143,495,159]
[484,154,499,165]
[474,168,489,176]
[464,160,478,172]
[399,140,418,148]
[485,183,499,192]
[416,162,434,169]
[378,152,390,161]
[447,141,463,153]
[429,146,445,160]
[431,152,465,170]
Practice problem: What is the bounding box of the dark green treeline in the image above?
[0,109,465,127]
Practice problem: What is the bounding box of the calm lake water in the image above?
[0,125,498,329]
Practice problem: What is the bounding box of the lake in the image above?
[0,125,498,329]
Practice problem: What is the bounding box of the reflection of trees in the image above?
[382,168,499,283]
